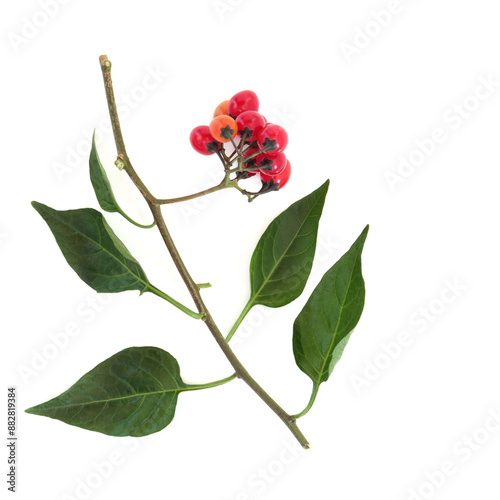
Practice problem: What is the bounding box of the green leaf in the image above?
[89,133,154,229]
[226,181,329,341]
[293,225,368,418]
[25,347,187,436]
[32,202,151,294]
[250,180,329,307]
[31,202,203,318]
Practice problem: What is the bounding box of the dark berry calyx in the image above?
[261,137,277,152]
[206,141,220,153]
[257,158,274,172]
[220,125,236,140]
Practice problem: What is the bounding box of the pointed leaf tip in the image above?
[89,136,153,229]
[89,134,121,214]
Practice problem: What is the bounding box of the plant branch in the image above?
[157,182,229,205]
[99,55,310,449]
[99,55,157,203]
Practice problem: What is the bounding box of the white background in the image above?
[2,1,500,499]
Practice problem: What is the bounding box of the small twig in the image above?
[98,55,309,449]
[157,182,228,205]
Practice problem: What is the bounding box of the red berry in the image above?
[236,111,266,141]
[209,115,238,143]
[213,100,229,118]
[255,151,287,175]
[190,125,219,155]
[257,123,288,153]
[228,90,259,117]
[261,159,291,189]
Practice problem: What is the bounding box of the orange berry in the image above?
[213,100,229,118]
[209,115,238,143]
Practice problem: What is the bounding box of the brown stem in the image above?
[98,55,309,449]
[99,56,156,203]
[156,182,229,205]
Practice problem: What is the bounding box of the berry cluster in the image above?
[190,90,291,198]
